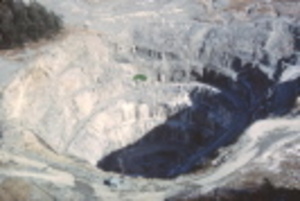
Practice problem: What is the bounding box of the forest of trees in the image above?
[0,0,62,49]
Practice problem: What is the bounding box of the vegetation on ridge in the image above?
[0,0,62,49]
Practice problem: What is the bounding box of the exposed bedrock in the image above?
[1,0,300,188]
[98,58,300,178]
[95,7,300,179]
[2,15,300,181]
[1,0,300,200]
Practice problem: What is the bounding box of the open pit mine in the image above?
[0,0,300,200]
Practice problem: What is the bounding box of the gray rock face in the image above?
[0,0,299,200]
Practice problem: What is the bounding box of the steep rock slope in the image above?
[0,0,299,200]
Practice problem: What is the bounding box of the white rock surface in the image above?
[0,0,299,200]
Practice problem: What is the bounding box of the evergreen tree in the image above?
[0,0,62,49]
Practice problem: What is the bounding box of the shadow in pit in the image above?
[97,62,299,179]
[166,179,300,201]
[98,86,246,179]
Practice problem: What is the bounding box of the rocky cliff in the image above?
[0,0,300,200]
